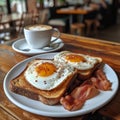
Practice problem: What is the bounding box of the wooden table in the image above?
[57,8,89,15]
[0,34,120,120]
[57,7,93,24]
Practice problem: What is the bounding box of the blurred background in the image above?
[0,0,120,43]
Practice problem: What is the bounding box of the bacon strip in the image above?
[60,95,85,111]
[60,69,112,111]
[60,80,99,111]
[91,69,112,91]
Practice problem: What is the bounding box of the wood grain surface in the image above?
[0,33,120,120]
[57,8,89,15]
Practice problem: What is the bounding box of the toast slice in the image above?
[77,62,103,80]
[9,59,77,105]
[54,51,103,80]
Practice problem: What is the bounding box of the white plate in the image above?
[12,37,64,56]
[3,52,119,117]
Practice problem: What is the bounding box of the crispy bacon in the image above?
[60,95,85,111]
[71,80,99,100]
[60,80,99,111]
[91,69,112,91]
[60,69,112,111]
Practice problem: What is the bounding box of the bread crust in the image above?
[77,61,103,80]
[9,61,77,105]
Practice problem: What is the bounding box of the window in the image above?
[0,0,7,14]
[10,0,26,13]
[44,0,54,7]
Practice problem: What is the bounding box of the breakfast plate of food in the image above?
[4,51,119,117]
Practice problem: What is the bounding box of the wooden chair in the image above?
[0,13,12,41]
[37,9,49,24]
[17,12,34,36]
[84,19,100,36]
[0,13,3,31]
[47,7,69,33]
[48,18,66,32]
[70,23,85,36]
[37,9,65,32]
[36,9,68,33]
[0,13,4,41]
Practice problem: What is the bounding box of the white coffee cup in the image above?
[24,24,60,49]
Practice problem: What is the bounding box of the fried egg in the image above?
[54,51,102,70]
[24,59,75,90]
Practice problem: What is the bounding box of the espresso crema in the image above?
[27,25,52,31]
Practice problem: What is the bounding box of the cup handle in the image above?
[52,28,60,43]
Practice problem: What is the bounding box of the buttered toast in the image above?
[9,59,77,105]
[54,51,103,80]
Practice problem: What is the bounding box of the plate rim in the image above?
[12,37,64,56]
[3,52,119,117]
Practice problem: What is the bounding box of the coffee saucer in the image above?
[12,37,64,56]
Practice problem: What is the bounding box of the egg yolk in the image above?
[65,54,86,62]
[35,62,56,77]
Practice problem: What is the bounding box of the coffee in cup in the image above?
[24,24,60,49]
